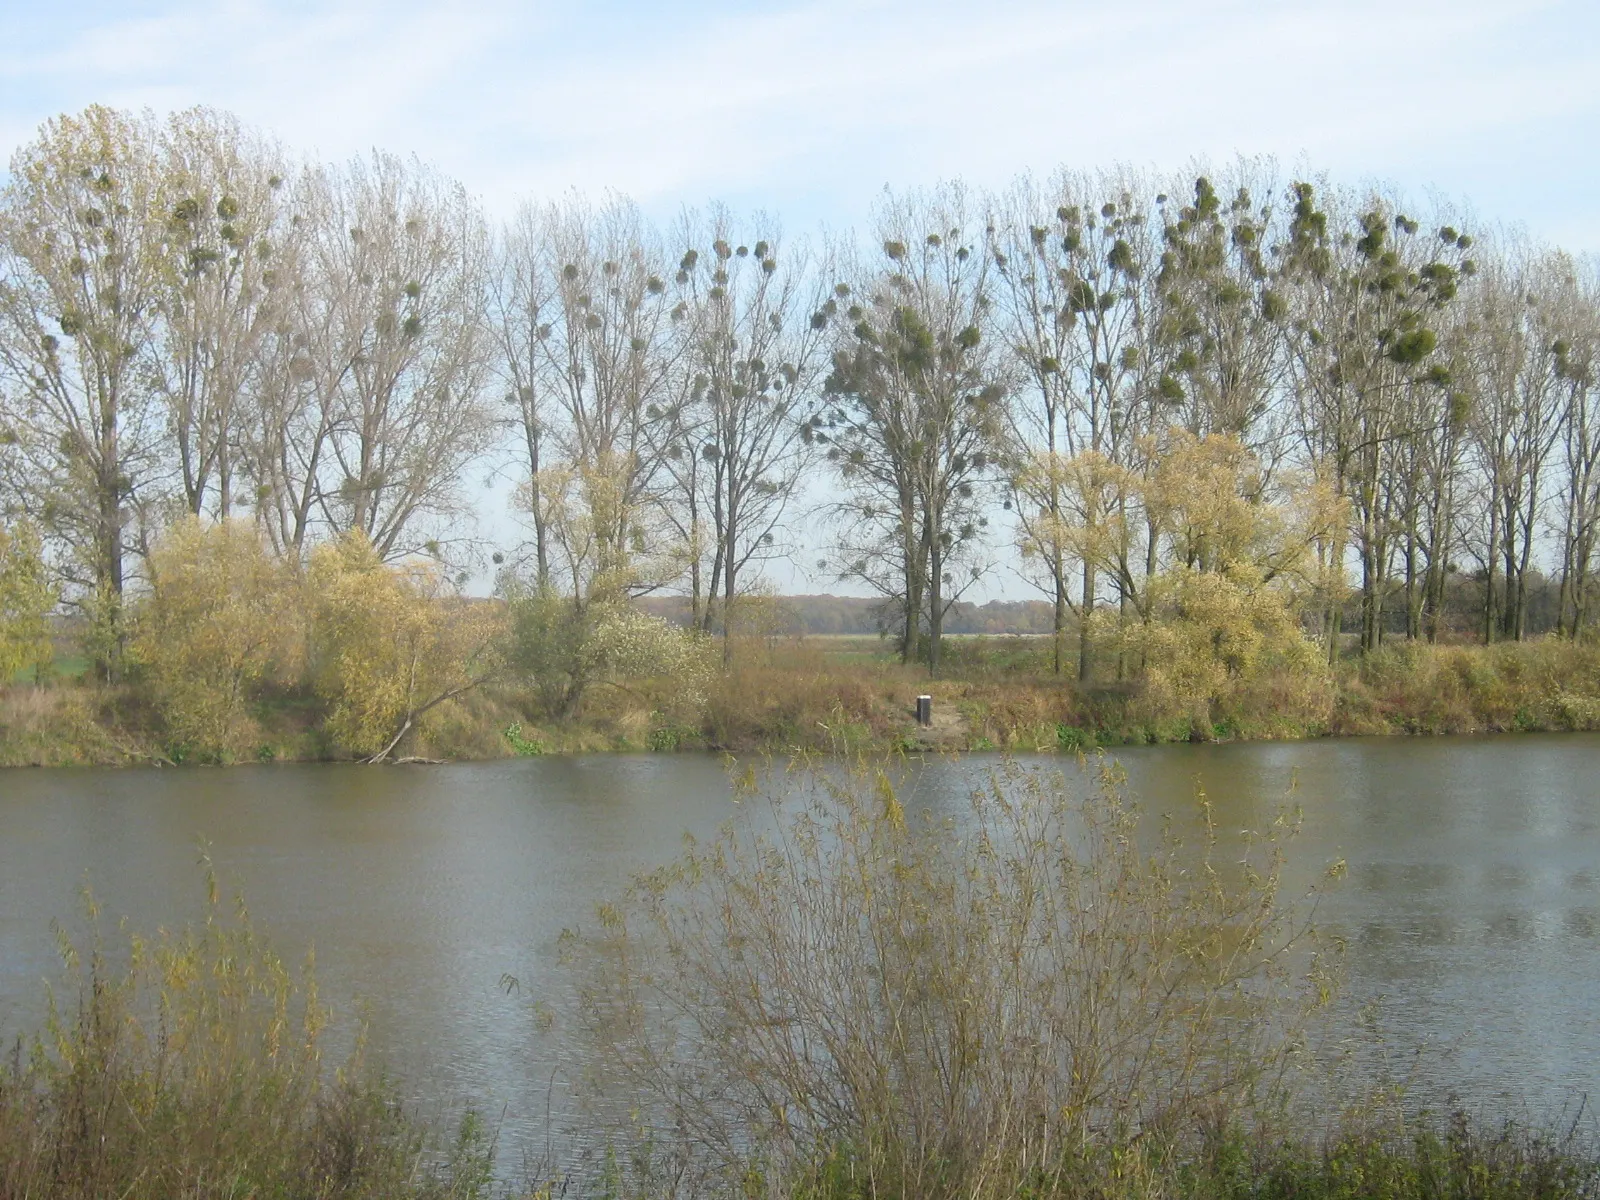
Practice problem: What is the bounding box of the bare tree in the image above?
[1149,169,1288,449]
[1402,288,1473,641]
[820,186,1010,674]
[238,159,492,562]
[1460,248,1569,641]
[490,204,559,588]
[150,107,293,522]
[513,198,680,602]
[322,154,494,557]
[662,211,829,657]
[991,170,1152,678]
[1281,182,1470,655]
[1552,260,1600,636]
[237,163,343,560]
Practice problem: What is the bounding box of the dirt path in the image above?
[909,695,968,751]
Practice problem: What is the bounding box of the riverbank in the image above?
[8,1039,1594,1200]
[4,635,1600,767]
[9,984,1593,1200]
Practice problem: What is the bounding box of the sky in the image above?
[3,0,1598,595]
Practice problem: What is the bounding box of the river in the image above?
[3,735,1598,1159]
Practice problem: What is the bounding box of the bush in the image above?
[130,518,298,759]
[506,586,711,725]
[0,866,488,1199]
[575,758,1340,1199]
[1108,566,1331,737]
[308,533,503,761]
[0,521,56,684]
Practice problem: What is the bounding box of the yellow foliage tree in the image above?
[1140,430,1343,586]
[307,532,503,762]
[530,452,674,604]
[507,452,710,722]
[131,518,296,756]
[1015,449,1133,580]
[1014,448,1134,679]
[0,522,56,684]
[1111,430,1345,730]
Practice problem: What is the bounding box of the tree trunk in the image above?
[1483,498,1501,644]
[721,512,737,668]
[1052,564,1066,677]
[926,505,943,677]
[97,416,125,681]
[1079,558,1095,684]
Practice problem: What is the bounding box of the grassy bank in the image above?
[6,635,1600,766]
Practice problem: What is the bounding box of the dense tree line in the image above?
[2,105,1598,682]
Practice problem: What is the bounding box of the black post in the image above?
[916,695,932,726]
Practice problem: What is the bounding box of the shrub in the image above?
[0,867,464,1198]
[575,758,1339,1199]
[1110,566,1330,737]
[506,586,711,725]
[129,518,297,759]
[307,533,503,761]
[0,520,56,684]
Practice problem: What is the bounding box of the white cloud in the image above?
[7,0,1596,246]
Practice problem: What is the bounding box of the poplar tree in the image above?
[1552,264,1600,636]
[992,172,1151,678]
[1281,183,1470,654]
[151,108,290,520]
[664,213,828,656]
[516,199,680,604]
[819,188,1008,673]
[0,107,166,673]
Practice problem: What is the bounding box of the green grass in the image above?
[769,1120,1600,1200]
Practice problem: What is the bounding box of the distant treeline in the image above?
[636,594,1058,636]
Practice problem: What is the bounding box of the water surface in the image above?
[3,736,1597,1154]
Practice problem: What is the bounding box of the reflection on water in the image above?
[3,734,1598,1155]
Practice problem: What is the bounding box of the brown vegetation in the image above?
[0,868,499,1199]
[7,622,1600,767]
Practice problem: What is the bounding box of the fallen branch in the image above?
[364,679,484,764]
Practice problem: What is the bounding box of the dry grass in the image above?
[696,635,1600,753]
[0,685,148,767]
[6,634,1600,768]
[0,866,508,1199]
[703,642,904,752]
[1334,638,1600,736]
